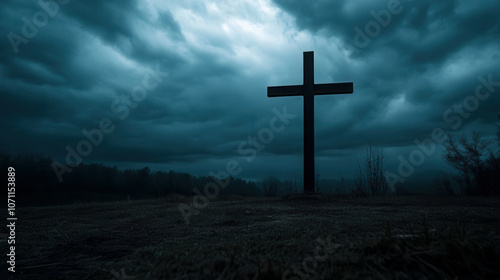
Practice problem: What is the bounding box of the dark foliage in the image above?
[442,131,500,195]
[0,152,260,206]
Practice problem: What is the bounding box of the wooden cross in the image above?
[267,51,354,193]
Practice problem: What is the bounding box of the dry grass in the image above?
[2,195,500,279]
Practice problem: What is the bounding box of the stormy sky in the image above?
[1,0,499,186]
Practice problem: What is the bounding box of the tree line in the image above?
[2,124,498,206]
[0,153,260,206]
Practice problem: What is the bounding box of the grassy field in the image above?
[2,195,500,279]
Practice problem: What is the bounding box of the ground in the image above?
[2,195,500,279]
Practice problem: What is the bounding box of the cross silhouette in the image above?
[267,51,354,193]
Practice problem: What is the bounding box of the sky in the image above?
[1,0,499,187]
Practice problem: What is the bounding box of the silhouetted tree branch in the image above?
[443,131,499,195]
[353,143,388,196]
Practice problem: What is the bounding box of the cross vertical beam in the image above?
[303,52,315,193]
[267,51,354,194]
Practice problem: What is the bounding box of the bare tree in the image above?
[353,143,388,196]
[443,131,499,195]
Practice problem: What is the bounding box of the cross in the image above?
[267,51,353,193]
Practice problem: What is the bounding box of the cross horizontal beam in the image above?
[314,82,353,95]
[267,85,303,97]
[268,82,353,97]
